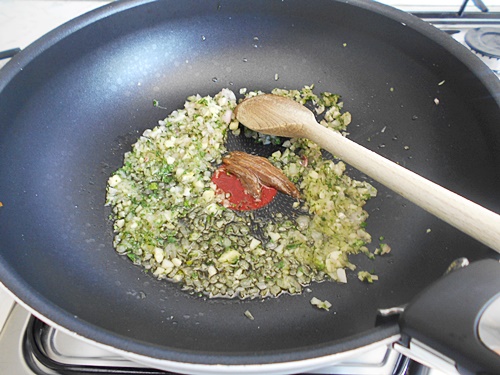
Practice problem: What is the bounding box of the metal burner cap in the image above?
[465,27,500,59]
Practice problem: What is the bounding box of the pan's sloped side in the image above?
[0,0,499,369]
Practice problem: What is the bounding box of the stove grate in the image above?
[23,316,174,375]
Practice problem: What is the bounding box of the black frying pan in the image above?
[0,0,499,373]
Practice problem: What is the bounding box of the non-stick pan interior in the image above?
[0,0,499,366]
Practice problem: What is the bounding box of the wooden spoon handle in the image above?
[307,122,500,253]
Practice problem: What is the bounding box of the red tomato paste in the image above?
[211,166,277,211]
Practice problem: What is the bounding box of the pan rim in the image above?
[2,278,400,368]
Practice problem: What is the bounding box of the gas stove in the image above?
[0,1,499,374]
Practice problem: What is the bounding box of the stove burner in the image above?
[23,317,171,374]
[465,27,500,59]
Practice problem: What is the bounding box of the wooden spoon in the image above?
[234,94,500,254]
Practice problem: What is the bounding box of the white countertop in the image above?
[0,0,110,69]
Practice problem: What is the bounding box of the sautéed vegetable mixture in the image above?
[106,87,384,299]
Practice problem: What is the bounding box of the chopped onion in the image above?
[244,310,255,320]
[222,109,233,124]
[337,268,347,283]
[310,297,332,311]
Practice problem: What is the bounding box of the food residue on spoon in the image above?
[211,151,299,211]
[223,151,300,200]
[211,164,277,211]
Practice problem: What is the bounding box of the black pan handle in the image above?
[399,258,500,374]
[0,48,21,61]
